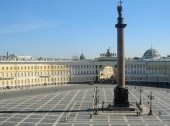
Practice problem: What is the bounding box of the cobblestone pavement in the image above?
[0,84,170,126]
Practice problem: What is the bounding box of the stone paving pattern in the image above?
[0,84,170,126]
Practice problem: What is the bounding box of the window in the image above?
[134,65,136,69]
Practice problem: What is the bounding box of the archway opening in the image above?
[100,66,117,84]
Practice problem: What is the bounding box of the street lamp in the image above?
[138,87,143,105]
[93,86,99,115]
[148,92,154,115]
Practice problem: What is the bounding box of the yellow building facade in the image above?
[0,62,70,89]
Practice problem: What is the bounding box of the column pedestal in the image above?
[114,86,129,107]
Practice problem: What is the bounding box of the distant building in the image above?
[80,53,85,60]
[167,55,170,59]
[71,55,79,61]
[142,48,161,59]
[16,56,32,60]
[0,48,170,90]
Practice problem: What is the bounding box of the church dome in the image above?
[143,48,161,59]
[80,53,85,60]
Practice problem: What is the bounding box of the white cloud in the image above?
[0,21,57,34]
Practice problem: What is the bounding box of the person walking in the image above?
[159,110,161,116]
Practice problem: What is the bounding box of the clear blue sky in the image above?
[0,0,170,58]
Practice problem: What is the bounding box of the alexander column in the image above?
[114,0,129,107]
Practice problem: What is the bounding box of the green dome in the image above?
[143,49,161,59]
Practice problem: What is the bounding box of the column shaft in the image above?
[117,28,125,88]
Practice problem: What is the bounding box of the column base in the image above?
[114,86,129,107]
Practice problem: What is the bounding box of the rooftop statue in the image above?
[117,4,122,17]
[117,0,123,17]
[106,48,111,57]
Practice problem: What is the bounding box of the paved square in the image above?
[0,84,170,126]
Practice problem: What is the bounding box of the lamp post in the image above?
[148,92,154,115]
[138,87,143,105]
[93,86,99,114]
